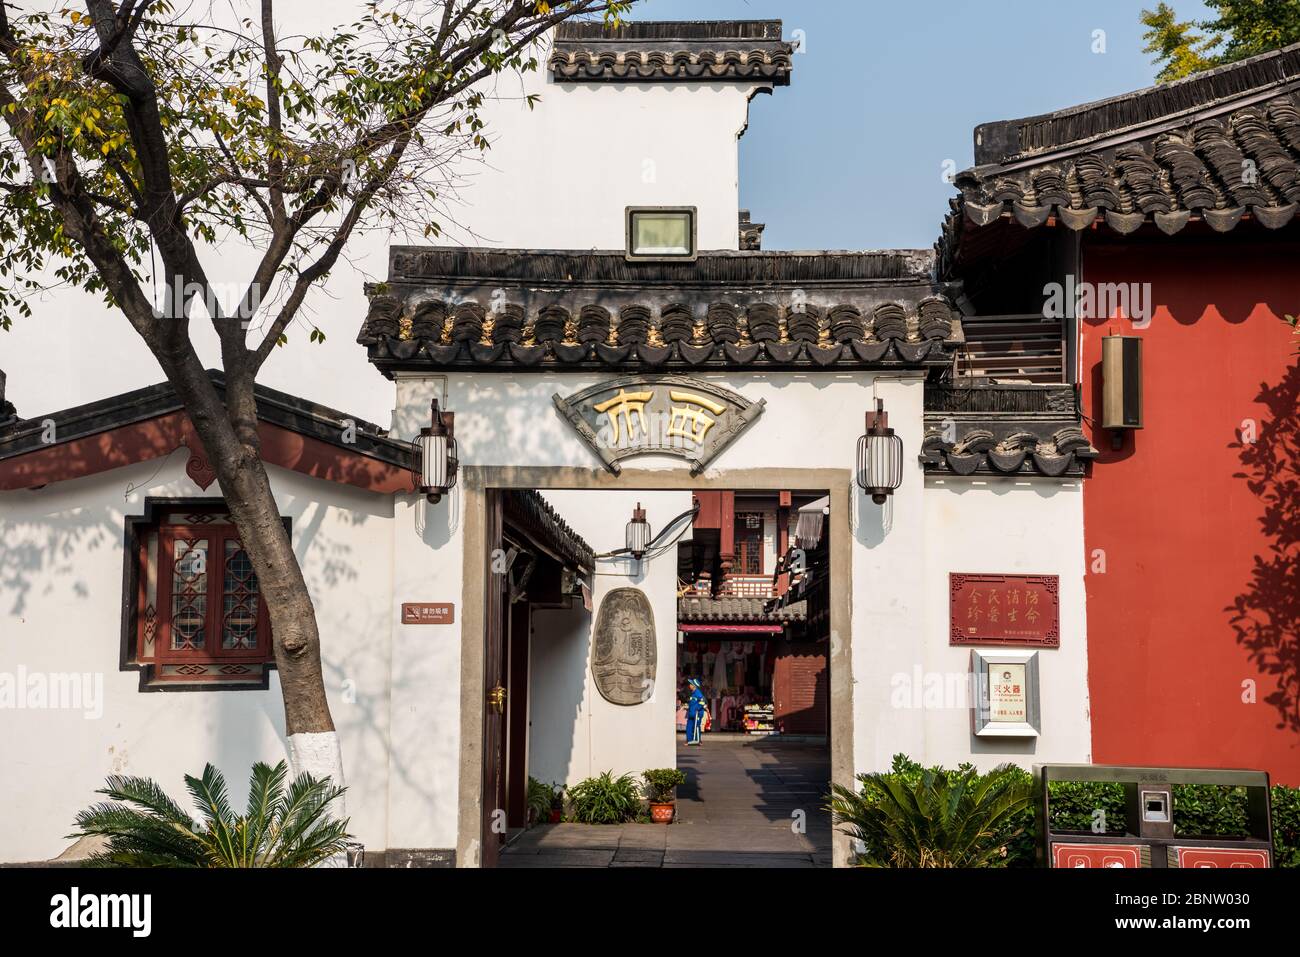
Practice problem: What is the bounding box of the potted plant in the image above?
[549,783,565,823]
[642,768,687,824]
[525,779,566,825]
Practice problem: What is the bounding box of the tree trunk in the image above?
[161,352,346,816]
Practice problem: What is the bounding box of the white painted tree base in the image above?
[288,731,349,868]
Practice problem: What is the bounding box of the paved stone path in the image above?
[500,735,832,867]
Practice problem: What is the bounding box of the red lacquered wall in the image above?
[1081,237,1300,784]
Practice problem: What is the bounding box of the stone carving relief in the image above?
[592,587,657,706]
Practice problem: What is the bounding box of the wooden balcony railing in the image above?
[718,575,776,598]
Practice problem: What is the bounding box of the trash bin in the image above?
[1034,764,1273,868]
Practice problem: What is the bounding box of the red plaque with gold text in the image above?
[950,573,1059,647]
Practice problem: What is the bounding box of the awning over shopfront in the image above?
[795,495,829,549]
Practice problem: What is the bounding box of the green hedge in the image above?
[868,756,1298,867]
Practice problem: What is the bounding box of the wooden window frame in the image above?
[152,525,273,665]
[122,499,283,691]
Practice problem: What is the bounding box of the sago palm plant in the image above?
[71,760,350,867]
[829,762,1033,867]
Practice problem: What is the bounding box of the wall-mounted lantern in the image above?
[413,398,458,503]
[857,398,903,504]
[625,502,652,559]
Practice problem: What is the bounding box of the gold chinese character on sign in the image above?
[666,390,727,446]
[593,388,654,445]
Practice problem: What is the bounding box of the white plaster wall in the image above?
[393,370,907,473]
[385,492,465,853]
[3,16,761,427]
[527,489,688,788]
[917,477,1092,770]
[0,458,394,863]
[528,602,590,787]
[391,370,1091,804]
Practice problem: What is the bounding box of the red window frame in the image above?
[150,524,273,665]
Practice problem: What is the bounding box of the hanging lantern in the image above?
[625,503,652,559]
[857,398,903,504]
[413,398,458,503]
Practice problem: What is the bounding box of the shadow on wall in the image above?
[527,603,589,788]
[0,502,118,619]
[1227,357,1300,733]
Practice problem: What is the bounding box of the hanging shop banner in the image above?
[553,374,764,475]
[950,573,1060,647]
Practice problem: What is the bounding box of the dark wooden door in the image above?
[773,641,829,735]
[506,600,531,829]
[481,492,507,867]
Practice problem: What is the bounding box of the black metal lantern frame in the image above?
[857,398,903,505]
[412,398,459,503]
[625,503,652,559]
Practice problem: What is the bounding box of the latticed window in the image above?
[128,503,277,688]
[735,511,765,575]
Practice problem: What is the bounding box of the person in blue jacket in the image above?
[684,678,708,746]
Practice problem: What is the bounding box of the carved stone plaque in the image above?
[592,587,657,706]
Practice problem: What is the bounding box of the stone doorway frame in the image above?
[455,466,854,867]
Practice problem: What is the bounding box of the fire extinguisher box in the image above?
[1034,764,1273,868]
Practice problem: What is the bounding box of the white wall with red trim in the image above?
[0,458,395,864]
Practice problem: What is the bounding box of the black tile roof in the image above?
[921,382,1097,478]
[503,490,595,573]
[550,19,793,85]
[677,595,807,623]
[358,247,966,376]
[950,42,1300,241]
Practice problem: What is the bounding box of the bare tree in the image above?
[0,0,629,793]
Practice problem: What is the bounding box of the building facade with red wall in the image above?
[1079,238,1298,781]
[946,43,1300,784]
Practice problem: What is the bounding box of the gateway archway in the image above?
[457,468,852,868]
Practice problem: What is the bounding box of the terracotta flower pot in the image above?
[549,809,563,823]
[650,802,675,824]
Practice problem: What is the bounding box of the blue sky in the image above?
[635,0,1214,250]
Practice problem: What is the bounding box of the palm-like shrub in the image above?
[567,771,641,824]
[829,759,1032,867]
[71,761,350,867]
